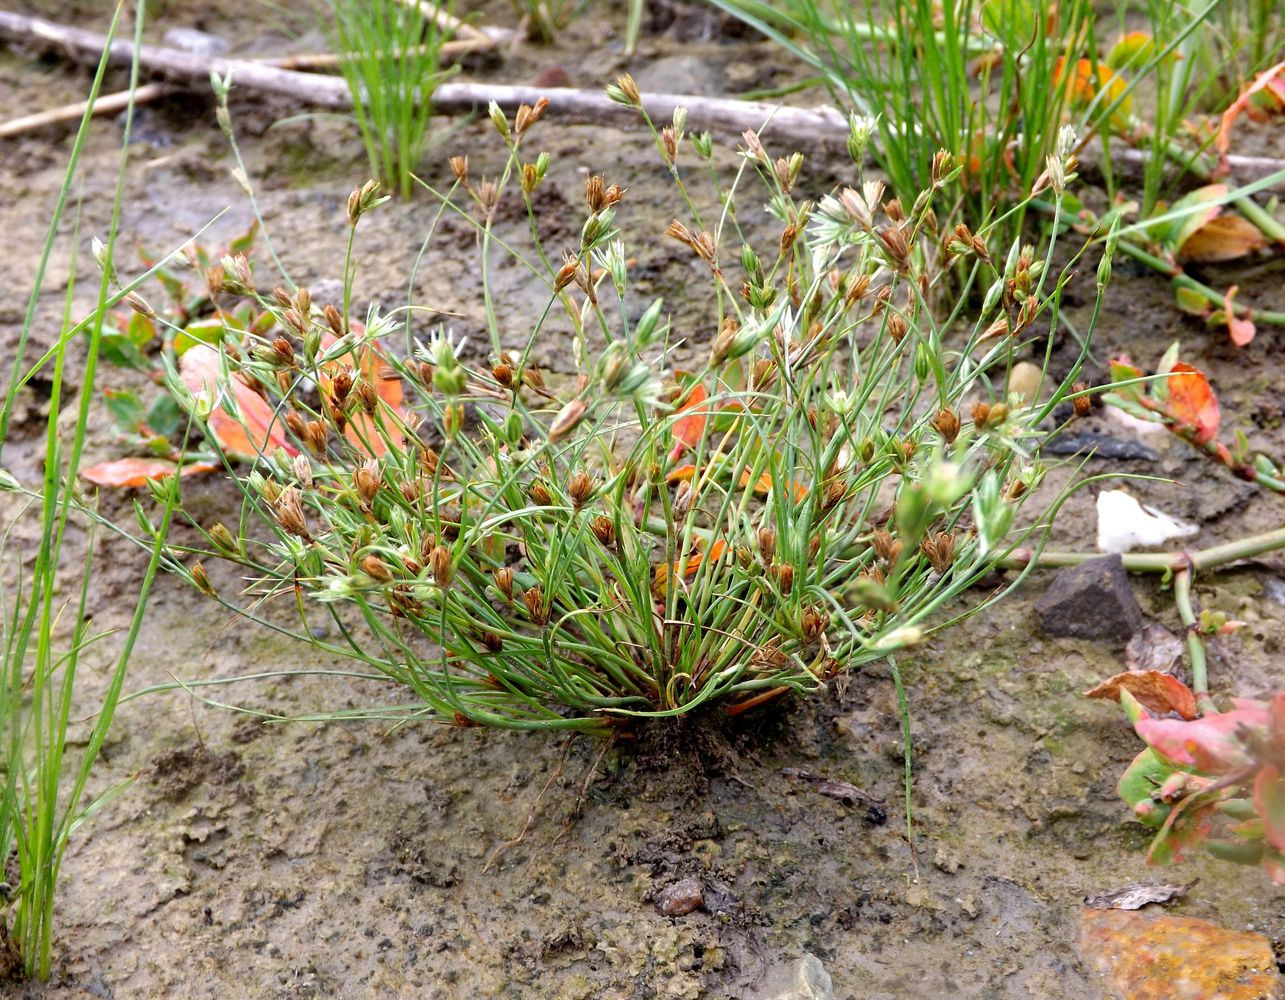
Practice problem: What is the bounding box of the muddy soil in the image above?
[2,2,1284,998]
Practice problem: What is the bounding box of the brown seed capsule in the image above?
[808,535,821,560]
[568,472,596,510]
[361,554,394,583]
[987,402,1009,426]
[325,304,344,337]
[590,515,616,549]
[752,358,776,392]
[208,522,239,556]
[304,420,328,454]
[492,362,513,387]
[773,563,794,595]
[672,480,694,519]
[821,479,846,513]
[191,562,216,597]
[523,366,545,392]
[872,528,902,565]
[285,410,308,441]
[529,481,552,507]
[272,286,293,309]
[272,486,310,541]
[420,446,441,477]
[615,74,641,105]
[271,336,295,366]
[1072,383,1092,418]
[522,585,547,625]
[400,478,421,503]
[971,401,992,426]
[494,567,514,600]
[331,367,354,402]
[449,155,469,183]
[586,174,607,212]
[886,312,908,343]
[758,527,777,563]
[801,605,830,644]
[933,408,961,443]
[920,531,956,574]
[354,459,381,505]
[479,631,504,653]
[548,399,587,442]
[430,545,453,587]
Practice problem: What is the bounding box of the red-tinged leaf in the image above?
[1146,791,1221,866]
[1216,59,1285,173]
[667,383,709,461]
[1254,765,1285,852]
[1177,213,1268,263]
[1135,702,1269,774]
[1222,285,1256,347]
[1164,363,1220,444]
[1165,184,1227,254]
[738,467,809,502]
[665,464,697,483]
[1085,671,1199,720]
[653,538,728,595]
[179,345,295,460]
[81,457,218,488]
[319,329,407,458]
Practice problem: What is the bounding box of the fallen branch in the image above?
[2,10,1282,186]
[0,10,846,147]
[1005,524,1285,575]
[0,81,169,139]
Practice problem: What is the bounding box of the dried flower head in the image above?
[933,408,961,443]
[568,471,596,510]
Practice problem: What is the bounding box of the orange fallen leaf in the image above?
[1176,213,1268,263]
[179,345,295,460]
[319,329,407,458]
[738,467,809,503]
[665,464,697,483]
[1164,363,1220,444]
[667,383,709,461]
[81,457,218,488]
[653,539,728,595]
[1222,286,1256,348]
[1084,670,1199,720]
[1215,59,1285,175]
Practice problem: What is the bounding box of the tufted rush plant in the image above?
[159,86,1106,735]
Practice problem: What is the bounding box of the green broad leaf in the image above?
[1204,837,1265,866]
[100,332,150,370]
[1162,185,1227,255]
[173,317,226,356]
[103,387,147,433]
[1117,746,1173,828]
[980,0,1037,47]
[126,310,157,348]
[229,220,260,256]
[145,394,183,438]
[1174,286,1208,316]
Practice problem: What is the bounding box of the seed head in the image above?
[872,528,902,565]
[773,563,794,595]
[529,480,553,507]
[430,545,453,587]
[494,567,514,600]
[522,585,548,625]
[325,304,344,338]
[1072,383,1092,418]
[479,631,504,653]
[591,515,616,549]
[361,554,394,583]
[354,459,381,505]
[672,480,694,519]
[801,606,830,644]
[920,531,956,574]
[932,408,961,443]
[548,399,587,441]
[568,471,596,510]
[304,419,328,454]
[272,486,310,541]
[821,479,846,513]
[608,74,641,107]
[758,527,776,563]
[191,562,216,597]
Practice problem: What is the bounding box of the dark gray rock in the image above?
[1034,555,1142,640]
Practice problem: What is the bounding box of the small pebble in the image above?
[657,877,704,917]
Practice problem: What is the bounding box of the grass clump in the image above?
[156,82,1103,736]
[329,0,454,200]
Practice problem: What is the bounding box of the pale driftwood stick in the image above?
[0,81,169,139]
[1,10,1282,188]
[0,11,849,147]
[262,36,495,72]
[393,0,491,45]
